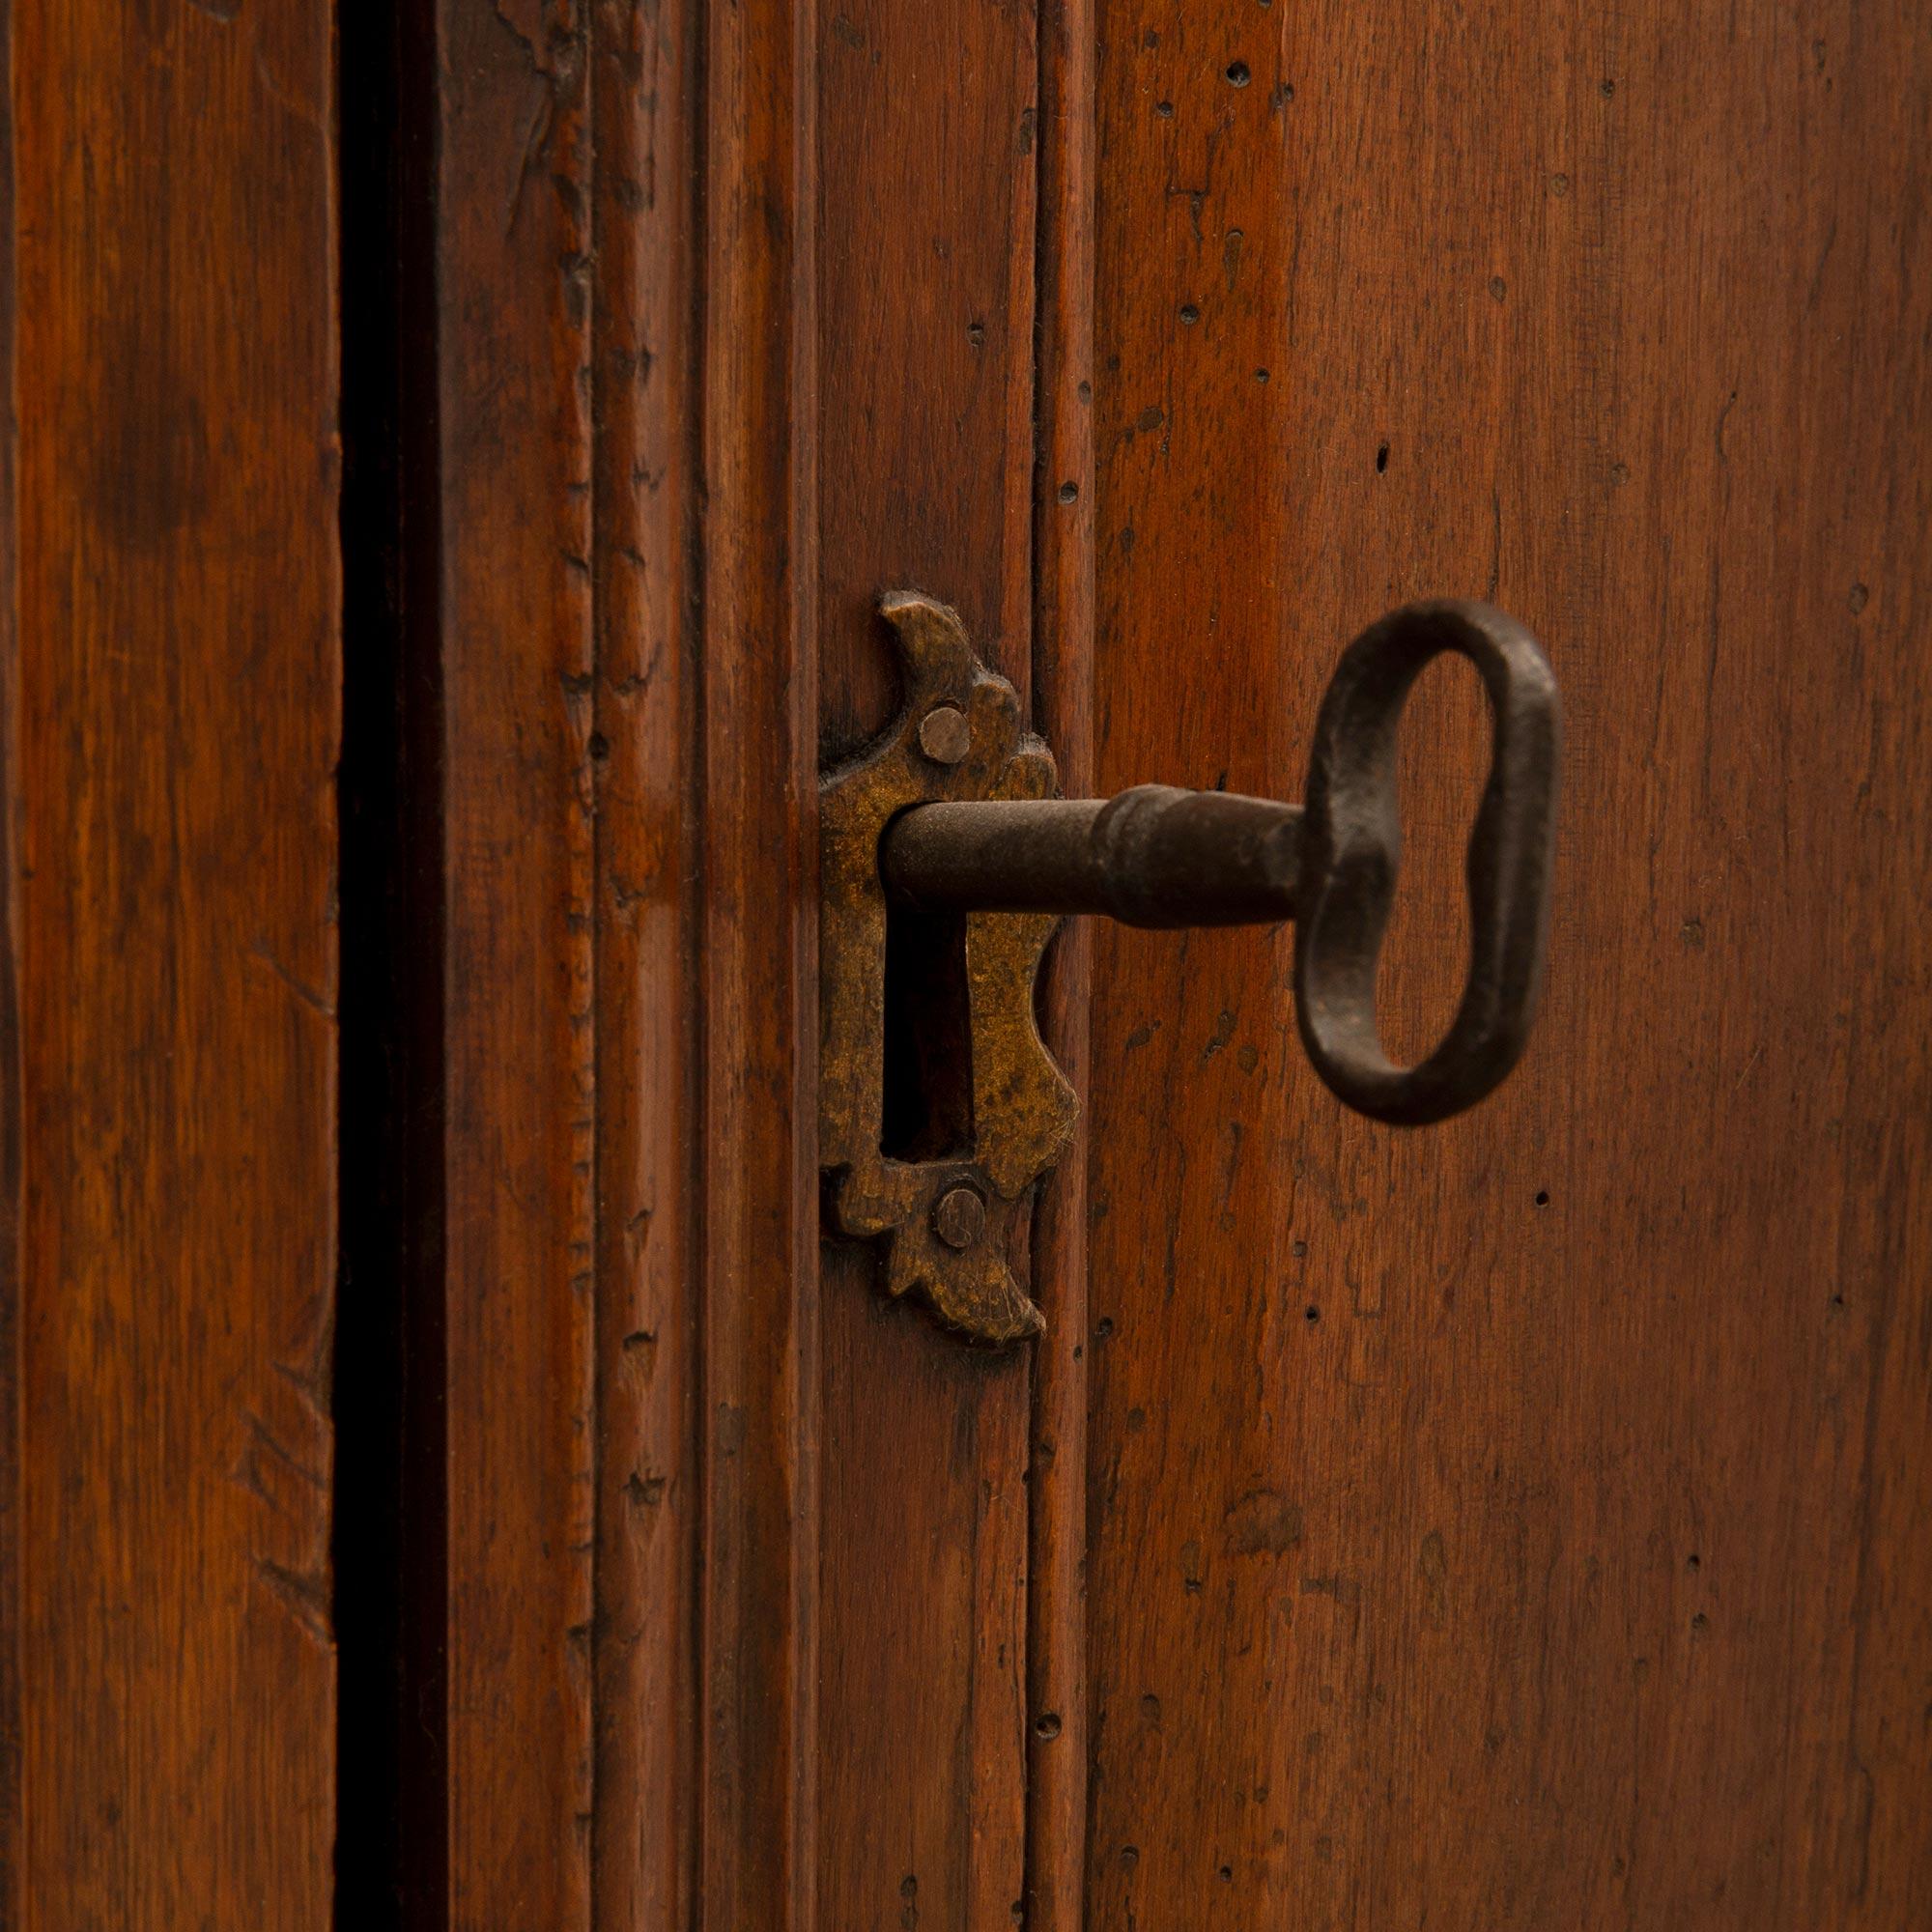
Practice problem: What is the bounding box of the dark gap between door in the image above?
[879,895,977,1163]
[335,3,447,1923]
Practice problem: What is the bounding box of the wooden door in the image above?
[3,0,1927,1926]
[2,0,341,1921]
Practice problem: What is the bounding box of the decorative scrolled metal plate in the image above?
[819,593,1077,1343]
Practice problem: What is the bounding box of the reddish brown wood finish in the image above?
[10,0,1914,1918]
[1026,3,1098,1928]
[588,0,701,1922]
[1,0,340,1922]
[437,0,1061,1914]
[434,2,598,1920]
[1085,0,1932,1925]
[0,31,16,1891]
[812,3,1044,1924]
[696,0,820,1924]
[431,0,821,1924]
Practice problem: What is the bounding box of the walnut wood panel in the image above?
[812,4,1041,1925]
[1086,1,1932,1926]
[430,0,819,1923]
[587,0,701,1921]
[1,0,340,1922]
[434,0,598,1920]
[696,0,820,1923]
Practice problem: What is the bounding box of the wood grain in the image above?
[1026,1,1097,1927]
[424,1,824,1924]
[696,0,820,1923]
[1,0,340,1921]
[588,0,701,1922]
[408,0,1061,1916]
[1085,0,1932,1925]
[434,0,597,1920]
[0,10,20,1898]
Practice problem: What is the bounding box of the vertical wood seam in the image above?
[0,0,19,1905]
[1026,1,1097,1926]
[787,0,822,1923]
[583,1,606,1909]
[681,4,710,1921]
[696,0,818,1921]
[434,0,597,1914]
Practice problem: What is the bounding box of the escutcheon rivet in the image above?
[932,1185,986,1251]
[917,702,973,765]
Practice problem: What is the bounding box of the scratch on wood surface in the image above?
[254,1555,332,1643]
[235,1408,328,1498]
[277,1295,334,1416]
[252,48,328,139]
[494,0,584,238]
[249,935,337,1017]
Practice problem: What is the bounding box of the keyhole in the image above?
[879,897,976,1161]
